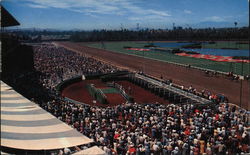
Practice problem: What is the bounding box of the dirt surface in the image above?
[57,42,249,110]
[62,79,126,107]
[116,81,170,105]
[61,80,102,106]
[62,79,169,107]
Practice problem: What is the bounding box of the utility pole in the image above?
[234,21,243,108]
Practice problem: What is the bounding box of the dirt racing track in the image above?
[57,42,249,110]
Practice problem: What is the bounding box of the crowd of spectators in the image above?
[2,43,249,155]
[43,100,249,155]
[33,43,119,90]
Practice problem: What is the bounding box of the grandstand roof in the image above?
[0,81,93,150]
[1,5,20,27]
[72,146,105,155]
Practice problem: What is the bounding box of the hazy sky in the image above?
[2,0,249,30]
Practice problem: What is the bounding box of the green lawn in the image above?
[86,42,249,76]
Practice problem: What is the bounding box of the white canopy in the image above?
[1,81,93,150]
[73,146,105,155]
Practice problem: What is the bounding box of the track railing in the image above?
[133,73,212,105]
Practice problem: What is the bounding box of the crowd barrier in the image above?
[132,73,212,105]
[56,71,129,93]
[55,75,82,94]
[107,82,134,103]
[86,84,107,104]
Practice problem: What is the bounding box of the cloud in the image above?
[128,15,169,21]
[148,9,171,17]
[24,0,120,13]
[184,9,192,14]
[27,3,48,8]
[128,17,142,21]
[119,1,170,17]
[203,16,226,22]
[23,0,170,18]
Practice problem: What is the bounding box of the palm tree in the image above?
[234,22,238,42]
[234,22,238,28]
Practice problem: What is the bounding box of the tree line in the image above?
[70,27,249,42]
[6,26,249,42]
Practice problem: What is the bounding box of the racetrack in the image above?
[87,42,249,75]
[57,41,249,110]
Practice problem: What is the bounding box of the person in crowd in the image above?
[40,100,249,155]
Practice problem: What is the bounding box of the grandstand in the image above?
[0,6,105,154]
[0,5,20,27]
[1,6,34,74]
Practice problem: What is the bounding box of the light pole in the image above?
[143,50,145,74]
[234,21,243,108]
[239,60,243,108]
